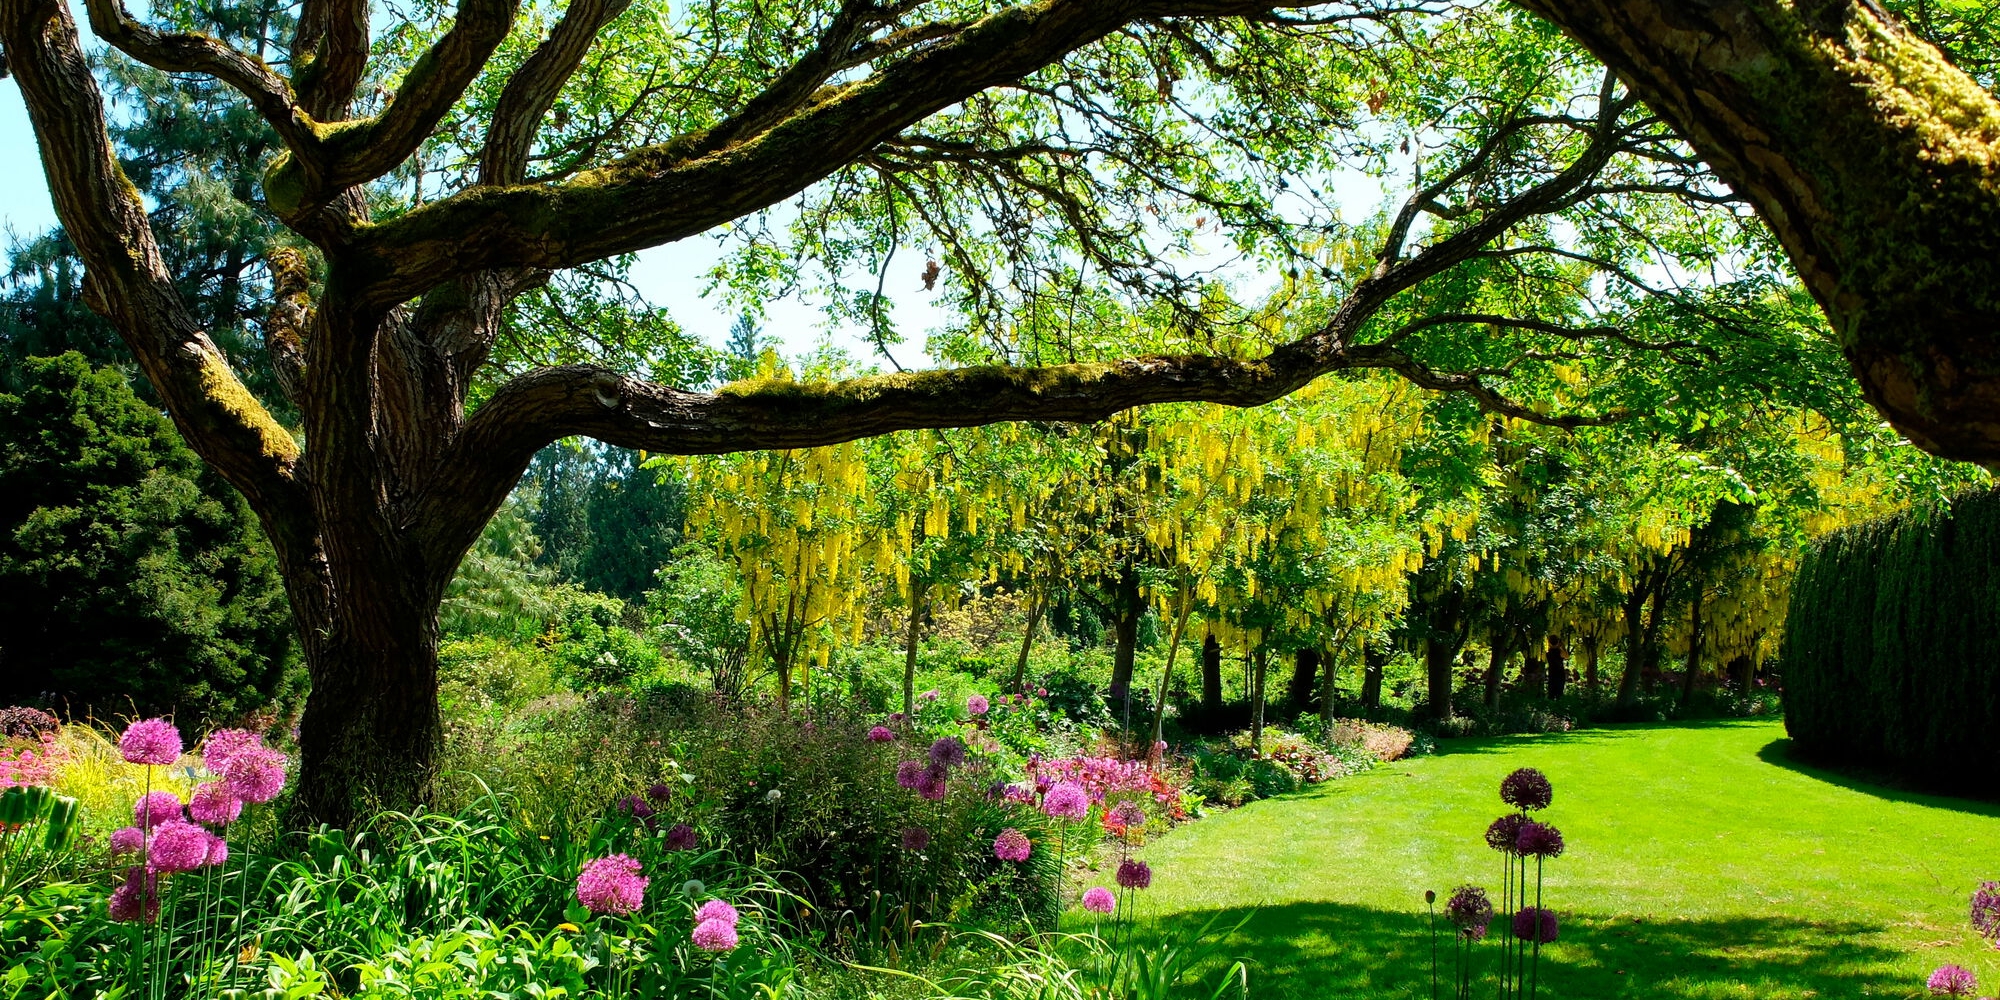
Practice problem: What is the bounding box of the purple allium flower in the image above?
[663,823,698,851]
[1972,881,2000,941]
[133,791,184,828]
[901,827,931,851]
[204,832,228,867]
[928,737,966,767]
[108,866,158,924]
[200,729,262,774]
[966,695,990,716]
[692,917,739,952]
[921,689,940,702]
[1510,907,1559,944]
[695,899,739,926]
[993,828,1032,862]
[1110,800,1147,831]
[896,760,925,789]
[1445,885,1493,939]
[109,826,146,856]
[118,719,182,766]
[1485,814,1526,855]
[1516,820,1565,859]
[647,782,674,801]
[1116,859,1153,890]
[1042,781,1090,821]
[917,761,950,801]
[616,794,656,827]
[188,783,242,826]
[1082,887,1116,914]
[221,745,288,804]
[1929,964,1978,997]
[575,854,649,916]
[146,820,210,874]
[867,726,897,742]
[888,712,906,724]
[1499,768,1553,811]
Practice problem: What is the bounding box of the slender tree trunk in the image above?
[1011,588,1043,692]
[1146,600,1195,762]
[1618,590,1647,707]
[1546,635,1567,700]
[1250,646,1269,753]
[1680,585,1704,706]
[1106,568,1141,722]
[1582,632,1601,694]
[903,580,928,718]
[1288,648,1319,709]
[1484,634,1510,708]
[1199,630,1223,714]
[1730,654,1754,695]
[1642,585,1668,693]
[1426,636,1457,723]
[1360,641,1386,714]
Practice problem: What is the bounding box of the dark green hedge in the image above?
[1781,489,2000,792]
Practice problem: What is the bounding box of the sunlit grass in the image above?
[1127,719,2000,999]
[45,725,200,835]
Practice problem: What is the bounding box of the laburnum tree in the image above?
[8,0,2000,822]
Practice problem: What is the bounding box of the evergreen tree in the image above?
[0,353,301,725]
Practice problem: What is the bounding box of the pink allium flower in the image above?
[108,866,159,923]
[1446,885,1493,939]
[993,828,1032,862]
[188,783,242,826]
[146,820,210,873]
[663,823,698,851]
[966,695,990,716]
[1500,768,1553,811]
[575,854,648,916]
[118,718,182,766]
[900,827,930,851]
[134,791,184,828]
[867,726,897,742]
[896,760,925,789]
[1082,887,1116,914]
[1929,964,1977,997]
[921,689,940,702]
[917,762,949,801]
[1511,907,1559,944]
[928,737,966,767]
[691,917,739,952]
[695,899,739,926]
[109,826,146,856]
[1116,859,1152,890]
[1485,814,1526,855]
[204,832,229,867]
[201,729,263,774]
[1515,820,1565,859]
[221,745,288,804]
[1042,781,1089,821]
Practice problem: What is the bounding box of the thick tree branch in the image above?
[347,0,1318,307]
[0,0,308,536]
[291,0,369,120]
[79,0,324,156]
[480,0,634,185]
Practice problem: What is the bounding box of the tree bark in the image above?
[1680,584,1704,706]
[1360,641,1386,714]
[1106,567,1142,726]
[1250,646,1269,754]
[1483,633,1511,709]
[1581,630,1602,694]
[1288,648,1320,709]
[1521,639,1546,699]
[903,580,927,719]
[1426,635,1458,723]
[1617,589,1647,707]
[1199,630,1223,714]
[1546,634,1568,700]
[1513,0,2000,462]
[1010,588,1042,692]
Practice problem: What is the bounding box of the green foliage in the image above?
[0,354,301,727]
[525,444,688,603]
[1782,488,2000,791]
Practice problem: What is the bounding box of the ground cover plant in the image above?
[1129,719,2000,999]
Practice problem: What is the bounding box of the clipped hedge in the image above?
[1781,489,2000,791]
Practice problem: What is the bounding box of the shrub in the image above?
[1782,490,2000,791]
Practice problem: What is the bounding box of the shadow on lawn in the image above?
[1427,718,1776,759]
[1124,901,1908,999]
[1755,737,2000,814]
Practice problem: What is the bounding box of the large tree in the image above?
[0,0,1985,822]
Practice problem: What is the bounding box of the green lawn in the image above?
[1120,720,1999,999]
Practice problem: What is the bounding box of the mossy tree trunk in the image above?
[1516,0,2000,462]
